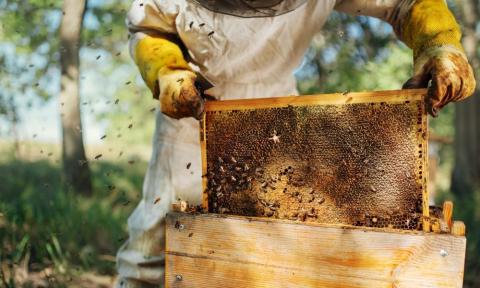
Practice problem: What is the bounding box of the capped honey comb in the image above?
[200,89,428,230]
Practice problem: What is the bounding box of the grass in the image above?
[0,142,148,287]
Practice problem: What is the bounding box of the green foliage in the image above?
[0,0,131,132]
[0,155,146,284]
[297,12,411,95]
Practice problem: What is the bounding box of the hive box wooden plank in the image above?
[165,212,466,288]
[200,89,429,230]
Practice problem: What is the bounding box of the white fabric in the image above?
[117,0,405,286]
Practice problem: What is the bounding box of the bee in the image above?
[95,154,102,160]
[298,212,307,222]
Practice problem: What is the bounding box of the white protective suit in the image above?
[117,0,414,286]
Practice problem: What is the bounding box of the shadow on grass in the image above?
[0,157,147,286]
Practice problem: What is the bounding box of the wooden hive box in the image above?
[200,89,430,231]
[165,90,467,287]
[165,212,466,288]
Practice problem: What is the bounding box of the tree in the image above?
[451,0,480,196]
[59,0,92,195]
[450,1,480,286]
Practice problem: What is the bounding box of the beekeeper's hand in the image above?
[335,0,476,117]
[133,34,204,119]
[157,69,204,120]
[398,0,476,117]
[403,47,475,117]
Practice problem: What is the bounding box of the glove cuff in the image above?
[413,45,467,74]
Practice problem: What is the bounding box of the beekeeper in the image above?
[117,0,476,286]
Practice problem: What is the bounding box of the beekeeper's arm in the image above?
[335,0,476,116]
[127,0,203,120]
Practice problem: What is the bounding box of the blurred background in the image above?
[0,0,479,287]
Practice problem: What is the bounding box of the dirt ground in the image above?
[3,265,115,288]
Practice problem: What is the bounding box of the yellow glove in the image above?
[400,0,476,116]
[134,35,204,119]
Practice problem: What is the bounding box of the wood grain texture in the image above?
[204,89,428,111]
[443,201,454,229]
[199,117,209,210]
[452,221,466,236]
[165,212,466,288]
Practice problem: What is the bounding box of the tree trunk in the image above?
[451,1,480,286]
[451,0,480,197]
[59,0,92,195]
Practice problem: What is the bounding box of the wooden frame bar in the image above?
[165,212,466,288]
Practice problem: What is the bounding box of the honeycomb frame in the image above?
[200,89,429,231]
